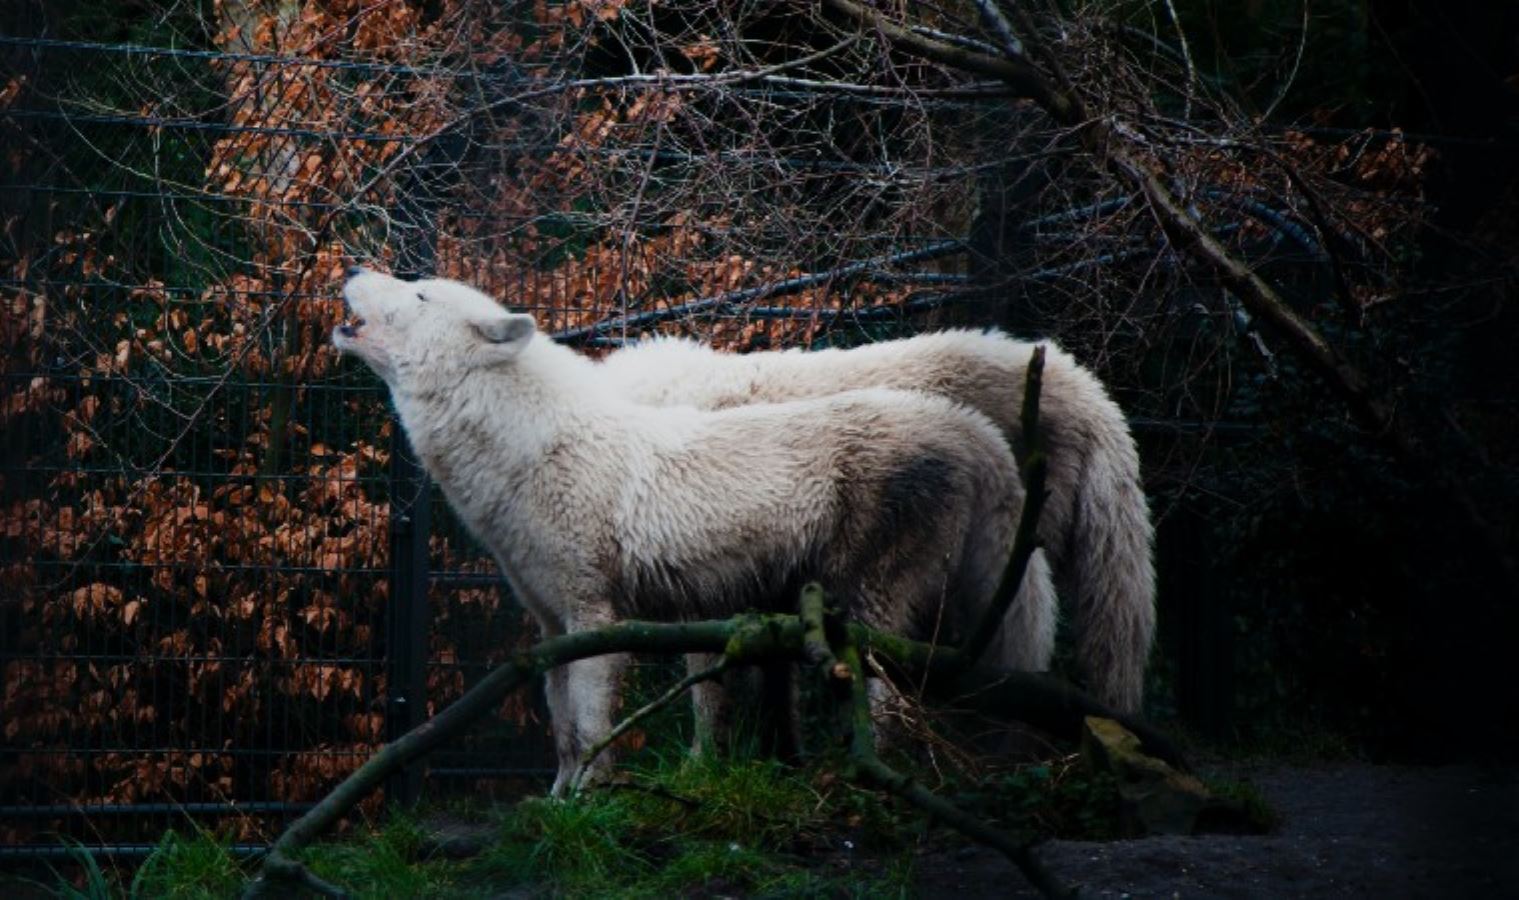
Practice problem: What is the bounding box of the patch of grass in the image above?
[34,830,244,900]
[46,839,116,900]
[953,760,1124,841]
[638,751,827,849]
[642,840,782,895]
[97,741,1126,898]
[129,830,244,900]
[752,851,915,900]
[479,793,649,895]
[467,748,916,897]
[300,810,462,899]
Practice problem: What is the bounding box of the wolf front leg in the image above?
[546,651,631,796]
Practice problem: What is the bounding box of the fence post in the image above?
[385,437,431,807]
[382,136,447,806]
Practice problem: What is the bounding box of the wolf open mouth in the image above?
[337,290,365,337]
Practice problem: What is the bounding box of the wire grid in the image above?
[0,37,541,856]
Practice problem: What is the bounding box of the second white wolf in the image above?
[602,330,1156,713]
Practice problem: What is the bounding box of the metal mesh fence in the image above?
[0,34,539,858]
[0,23,965,858]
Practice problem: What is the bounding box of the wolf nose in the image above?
[345,264,368,279]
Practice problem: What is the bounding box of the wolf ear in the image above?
[469,311,535,364]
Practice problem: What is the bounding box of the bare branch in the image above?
[969,0,1026,57]
[821,0,1073,117]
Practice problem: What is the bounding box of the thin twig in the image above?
[570,657,731,794]
[493,34,860,107]
[1159,0,1196,120]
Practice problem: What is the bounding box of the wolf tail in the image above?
[1054,387,1156,715]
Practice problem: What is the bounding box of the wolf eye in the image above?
[416,292,428,302]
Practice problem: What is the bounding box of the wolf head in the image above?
[334,268,536,384]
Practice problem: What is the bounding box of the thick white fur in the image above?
[333,272,1052,794]
[600,331,1156,713]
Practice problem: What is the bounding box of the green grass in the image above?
[31,831,243,900]
[129,831,244,900]
[473,749,914,897]
[298,810,466,898]
[46,839,115,900]
[38,739,1167,899]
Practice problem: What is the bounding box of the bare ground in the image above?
[915,764,1518,899]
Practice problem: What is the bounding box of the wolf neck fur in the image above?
[392,338,622,487]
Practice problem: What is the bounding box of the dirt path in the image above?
[917,764,1518,898]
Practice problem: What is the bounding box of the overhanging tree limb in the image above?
[824,0,1519,593]
[824,0,1389,435]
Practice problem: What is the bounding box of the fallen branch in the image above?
[241,602,1177,897]
[242,615,800,898]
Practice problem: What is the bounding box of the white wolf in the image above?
[600,331,1155,713]
[333,270,1053,795]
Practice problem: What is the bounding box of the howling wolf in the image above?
[333,270,1053,795]
[600,331,1155,713]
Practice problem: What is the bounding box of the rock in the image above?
[1081,716,1212,836]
